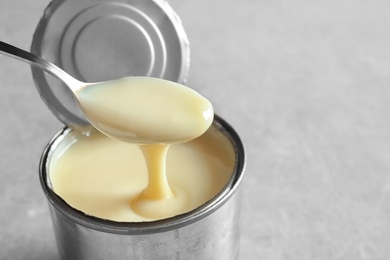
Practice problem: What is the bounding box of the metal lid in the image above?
[31,0,190,129]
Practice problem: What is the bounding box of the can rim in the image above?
[39,114,246,235]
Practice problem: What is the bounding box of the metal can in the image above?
[39,115,245,260]
[33,0,246,259]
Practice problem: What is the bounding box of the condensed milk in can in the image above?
[33,0,246,259]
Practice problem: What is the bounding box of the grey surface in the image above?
[2,0,390,259]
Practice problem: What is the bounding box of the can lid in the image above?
[31,0,190,129]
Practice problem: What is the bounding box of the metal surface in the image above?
[30,0,190,129]
[47,188,240,260]
[39,116,245,260]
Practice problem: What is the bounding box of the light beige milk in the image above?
[49,126,234,222]
[77,77,214,144]
[49,77,233,221]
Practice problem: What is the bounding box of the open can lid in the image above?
[31,0,190,129]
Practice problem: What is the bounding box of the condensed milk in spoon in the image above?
[78,76,214,144]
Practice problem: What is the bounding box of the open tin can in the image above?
[40,115,245,260]
[32,0,246,259]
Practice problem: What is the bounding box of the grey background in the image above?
[2,0,390,259]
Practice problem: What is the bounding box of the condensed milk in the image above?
[49,76,217,221]
[77,76,214,144]
[49,125,234,222]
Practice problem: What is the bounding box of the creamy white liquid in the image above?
[77,77,214,144]
[49,126,234,221]
[50,76,225,221]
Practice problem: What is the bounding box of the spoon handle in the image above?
[0,41,83,90]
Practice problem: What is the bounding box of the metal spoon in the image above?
[0,41,214,144]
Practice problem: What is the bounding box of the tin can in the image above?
[33,0,246,259]
[39,115,245,260]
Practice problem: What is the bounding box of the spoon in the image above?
[0,41,214,144]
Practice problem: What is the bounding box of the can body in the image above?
[48,190,241,259]
[39,115,245,260]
